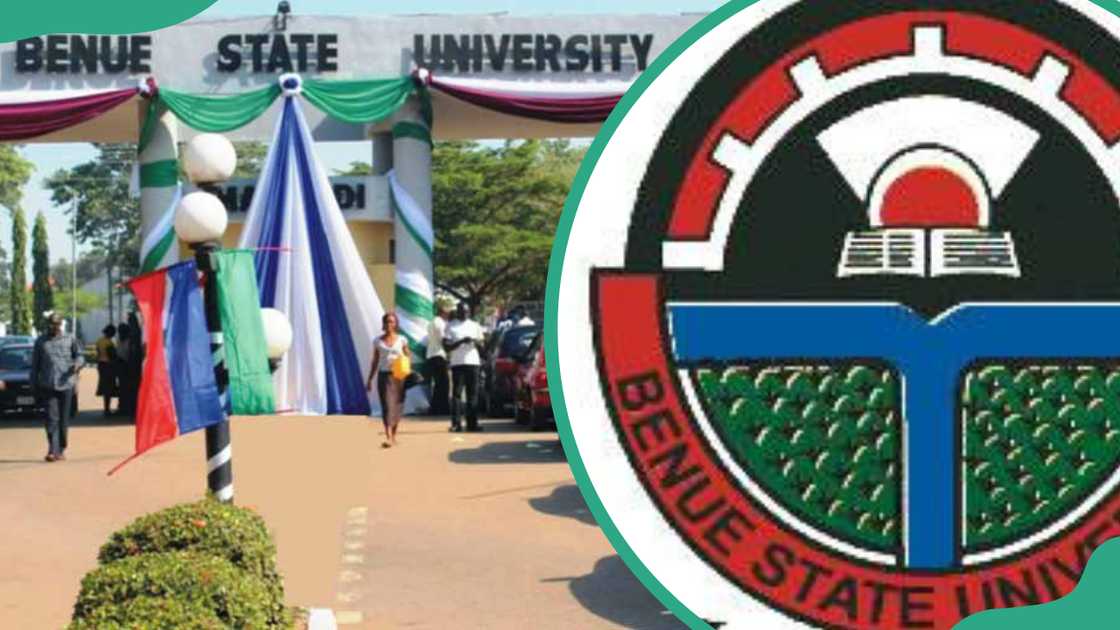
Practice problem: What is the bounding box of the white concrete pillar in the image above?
[138,104,181,273]
[389,97,434,364]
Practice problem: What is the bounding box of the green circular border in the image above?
[543,0,1120,628]
[545,2,765,627]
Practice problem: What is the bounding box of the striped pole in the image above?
[195,242,233,502]
[137,86,181,275]
[389,94,435,370]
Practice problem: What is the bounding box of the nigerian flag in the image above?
[214,250,276,415]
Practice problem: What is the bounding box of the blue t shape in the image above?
[669,303,1120,569]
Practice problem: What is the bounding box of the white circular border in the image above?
[554,1,1120,627]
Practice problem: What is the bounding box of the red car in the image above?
[513,335,552,431]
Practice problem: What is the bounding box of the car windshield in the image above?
[0,347,32,370]
[499,327,538,358]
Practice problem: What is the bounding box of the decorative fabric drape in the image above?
[142,77,429,145]
[0,87,138,141]
[237,95,386,416]
[302,77,418,125]
[140,70,624,143]
[426,74,625,123]
[149,84,282,139]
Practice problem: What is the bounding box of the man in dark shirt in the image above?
[30,313,83,462]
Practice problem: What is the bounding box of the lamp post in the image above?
[260,307,294,374]
[70,199,77,336]
[176,133,237,502]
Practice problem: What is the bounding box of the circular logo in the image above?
[548,1,1120,627]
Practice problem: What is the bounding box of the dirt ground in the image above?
[0,374,684,629]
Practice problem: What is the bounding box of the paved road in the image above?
[0,375,684,629]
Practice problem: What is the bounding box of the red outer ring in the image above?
[667,11,1120,243]
[593,272,1120,629]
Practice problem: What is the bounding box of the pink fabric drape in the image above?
[0,87,139,141]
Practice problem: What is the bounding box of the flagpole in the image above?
[176,132,238,502]
[70,199,77,335]
[195,240,233,502]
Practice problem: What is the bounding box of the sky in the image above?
[17,0,721,266]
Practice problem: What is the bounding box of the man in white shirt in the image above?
[425,299,452,415]
[444,303,484,433]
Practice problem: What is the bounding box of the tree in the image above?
[52,252,107,292]
[431,140,585,311]
[31,212,52,328]
[333,161,372,176]
[45,144,140,281]
[53,286,105,321]
[44,145,137,330]
[0,146,33,325]
[52,253,108,337]
[9,208,30,334]
[0,146,34,213]
[232,141,268,179]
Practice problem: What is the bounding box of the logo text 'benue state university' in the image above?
[554,2,1120,628]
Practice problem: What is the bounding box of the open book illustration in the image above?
[837,229,1020,278]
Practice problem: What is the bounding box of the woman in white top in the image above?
[366,313,411,448]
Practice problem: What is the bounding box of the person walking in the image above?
[30,313,83,462]
[94,325,118,417]
[425,298,452,415]
[444,303,484,433]
[115,323,136,418]
[366,313,410,448]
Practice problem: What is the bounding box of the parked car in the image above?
[513,334,552,431]
[0,335,34,347]
[0,344,78,418]
[479,324,540,416]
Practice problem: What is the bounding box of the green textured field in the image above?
[695,363,1120,556]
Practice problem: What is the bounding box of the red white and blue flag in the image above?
[109,261,224,474]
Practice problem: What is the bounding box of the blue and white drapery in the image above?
[238,93,385,415]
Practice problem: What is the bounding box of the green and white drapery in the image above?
[388,170,434,363]
[136,75,426,274]
[137,79,181,274]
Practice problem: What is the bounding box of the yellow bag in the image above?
[391,353,412,381]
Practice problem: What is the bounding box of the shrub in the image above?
[98,499,286,622]
[68,596,224,630]
[72,551,281,628]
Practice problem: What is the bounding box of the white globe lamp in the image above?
[182,133,237,184]
[175,191,229,245]
[260,308,294,360]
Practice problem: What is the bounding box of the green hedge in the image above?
[97,499,286,622]
[72,552,280,628]
[68,596,224,630]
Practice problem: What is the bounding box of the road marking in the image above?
[346,507,368,526]
[337,592,362,604]
[336,506,370,624]
[335,611,364,625]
